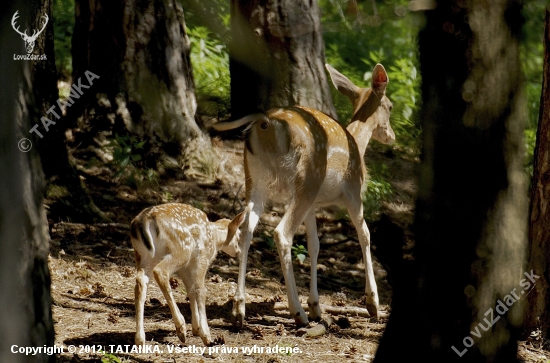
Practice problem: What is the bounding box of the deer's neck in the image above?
[346,120,375,158]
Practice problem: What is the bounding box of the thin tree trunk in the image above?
[374,1,528,362]
[29,0,106,223]
[1,3,54,362]
[230,0,337,119]
[524,7,550,340]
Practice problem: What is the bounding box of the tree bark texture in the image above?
[524,7,550,339]
[1,2,55,362]
[230,0,337,119]
[374,1,527,362]
[29,0,105,223]
[72,0,215,176]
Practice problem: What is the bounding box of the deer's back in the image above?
[131,203,216,267]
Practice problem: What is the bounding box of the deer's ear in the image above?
[326,63,360,102]
[371,64,388,95]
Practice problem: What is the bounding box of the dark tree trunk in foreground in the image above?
[524,7,550,340]
[374,1,527,362]
[230,0,337,119]
[72,0,216,178]
[29,0,105,223]
[0,3,54,363]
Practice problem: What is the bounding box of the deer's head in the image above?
[12,11,49,54]
[326,63,395,145]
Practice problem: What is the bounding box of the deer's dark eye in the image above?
[260,121,268,130]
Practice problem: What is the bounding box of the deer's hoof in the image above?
[176,326,187,343]
[135,332,145,346]
[201,336,212,347]
[308,301,322,321]
[231,312,245,329]
[365,301,379,320]
[293,310,309,327]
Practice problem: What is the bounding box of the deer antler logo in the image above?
[11,11,49,54]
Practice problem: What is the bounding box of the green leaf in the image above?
[119,156,130,169]
[134,140,146,149]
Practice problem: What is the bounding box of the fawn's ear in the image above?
[225,211,245,245]
[221,211,245,258]
[371,63,388,96]
[326,63,361,102]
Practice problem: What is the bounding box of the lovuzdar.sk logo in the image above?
[11,10,48,60]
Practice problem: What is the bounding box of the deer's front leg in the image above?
[345,199,379,319]
[232,201,262,328]
[358,220,379,318]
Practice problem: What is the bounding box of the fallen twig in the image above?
[273,302,389,319]
[56,222,130,230]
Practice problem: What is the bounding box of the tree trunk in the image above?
[374,1,528,362]
[230,0,337,119]
[72,0,216,178]
[28,0,106,223]
[1,2,54,363]
[524,7,550,340]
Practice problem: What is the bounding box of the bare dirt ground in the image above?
[48,139,549,363]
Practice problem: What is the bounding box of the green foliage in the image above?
[187,25,231,119]
[276,343,296,357]
[291,244,308,264]
[181,0,231,42]
[100,350,121,363]
[262,231,276,250]
[386,58,421,151]
[364,162,394,221]
[262,231,308,263]
[321,0,422,153]
[183,0,232,120]
[521,1,545,177]
[105,134,157,187]
[53,0,74,79]
[162,191,174,202]
[525,127,537,177]
[191,200,205,211]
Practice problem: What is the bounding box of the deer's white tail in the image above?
[210,113,267,132]
[130,217,156,257]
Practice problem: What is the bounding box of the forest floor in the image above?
[47,136,549,363]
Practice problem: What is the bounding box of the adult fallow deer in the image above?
[212,63,394,327]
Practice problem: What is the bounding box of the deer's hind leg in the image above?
[153,255,187,343]
[273,197,317,326]
[232,188,266,328]
[304,209,322,320]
